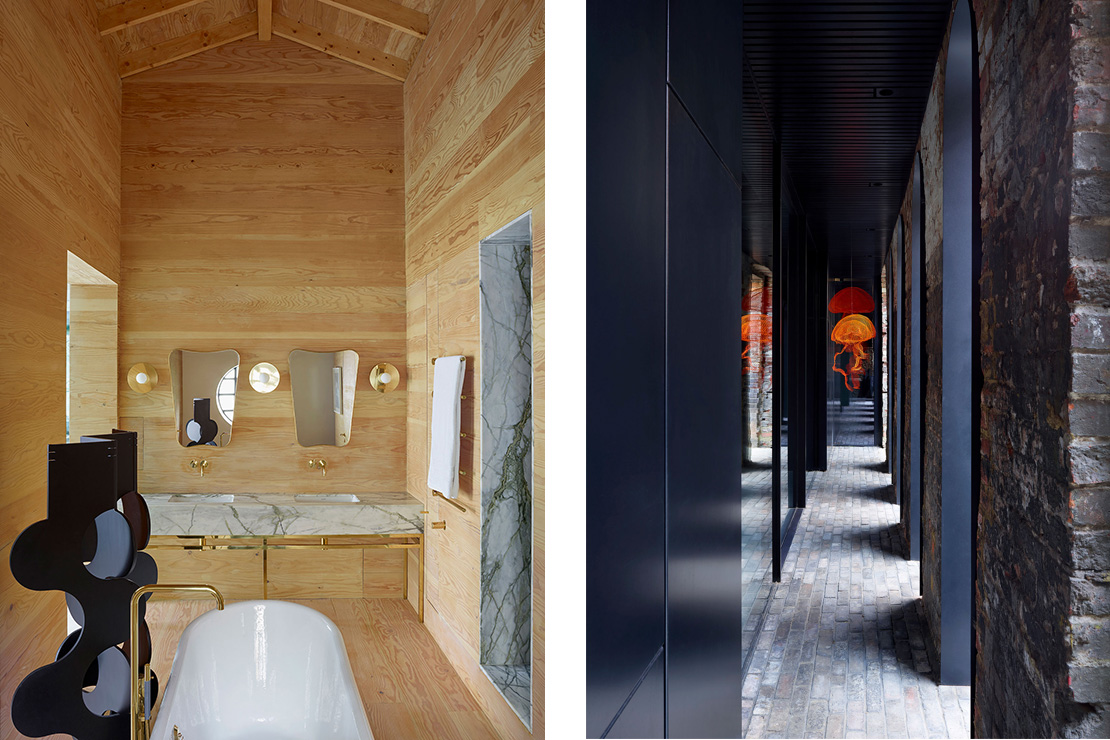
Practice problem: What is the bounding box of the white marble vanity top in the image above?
[144,491,424,536]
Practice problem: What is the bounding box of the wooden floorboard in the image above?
[145,598,500,739]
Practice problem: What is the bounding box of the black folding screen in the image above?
[9,430,157,739]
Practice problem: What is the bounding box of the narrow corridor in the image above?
[742,447,971,739]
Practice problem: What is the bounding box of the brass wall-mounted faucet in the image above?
[189,459,209,477]
[308,458,327,477]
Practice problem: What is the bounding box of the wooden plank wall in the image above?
[404,0,544,736]
[119,38,408,494]
[0,0,120,734]
[69,284,119,442]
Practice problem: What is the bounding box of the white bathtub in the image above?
[150,600,373,740]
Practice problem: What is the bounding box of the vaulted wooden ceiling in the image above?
[97,0,436,80]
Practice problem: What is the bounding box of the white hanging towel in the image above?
[427,355,466,498]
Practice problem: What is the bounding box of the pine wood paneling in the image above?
[119,12,259,77]
[0,0,119,735]
[68,284,119,442]
[119,38,407,495]
[101,0,255,55]
[364,547,406,598]
[149,547,265,598]
[404,0,543,736]
[267,548,364,598]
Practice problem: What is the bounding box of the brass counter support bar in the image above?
[145,533,425,621]
[130,583,224,740]
[432,490,467,512]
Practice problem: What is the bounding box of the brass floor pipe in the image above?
[130,584,224,740]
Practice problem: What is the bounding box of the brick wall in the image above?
[974,0,1109,735]
[1065,0,1110,735]
[889,185,914,549]
[892,1,1110,733]
[919,18,947,673]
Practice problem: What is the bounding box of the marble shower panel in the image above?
[479,213,533,728]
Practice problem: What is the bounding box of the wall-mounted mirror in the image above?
[289,349,359,447]
[170,349,240,448]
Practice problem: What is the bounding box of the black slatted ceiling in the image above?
[744,1,951,278]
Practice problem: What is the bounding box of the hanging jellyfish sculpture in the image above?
[830,314,876,391]
[827,287,876,391]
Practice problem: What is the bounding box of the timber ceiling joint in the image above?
[100,0,429,80]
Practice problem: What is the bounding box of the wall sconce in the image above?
[127,363,158,393]
[369,363,400,393]
[248,362,280,393]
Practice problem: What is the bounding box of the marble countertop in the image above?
[144,492,425,537]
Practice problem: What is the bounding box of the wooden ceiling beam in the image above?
[315,0,428,39]
[272,14,409,81]
[99,0,209,35]
[119,12,258,77]
[259,0,273,40]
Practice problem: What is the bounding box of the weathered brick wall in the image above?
[974,0,1107,735]
[896,197,913,546]
[919,20,947,673]
[882,262,889,451]
[876,1,1107,733]
[1066,0,1110,735]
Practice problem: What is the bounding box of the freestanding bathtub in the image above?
[150,600,373,740]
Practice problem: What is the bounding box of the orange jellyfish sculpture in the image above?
[831,314,876,391]
[741,313,774,372]
[828,287,875,315]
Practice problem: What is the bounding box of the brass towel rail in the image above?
[432,490,467,512]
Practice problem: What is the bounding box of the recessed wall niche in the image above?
[478,212,533,729]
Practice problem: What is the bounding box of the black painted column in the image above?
[665,1,745,735]
[586,0,669,734]
[939,0,977,687]
[807,240,829,472]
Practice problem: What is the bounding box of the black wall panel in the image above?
[668,0,745,181]
[586,0,670,734]
[665,91,746,739]
[606,650,666,739]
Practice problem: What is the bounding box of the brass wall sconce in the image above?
[127,363,159,393]
[248,362,280,393]
[369,362,400,393]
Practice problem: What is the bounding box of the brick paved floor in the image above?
[828,398,878,447]
[742,446,972,739]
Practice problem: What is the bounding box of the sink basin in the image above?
[294,494,361,503]
[169,494,235,503]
